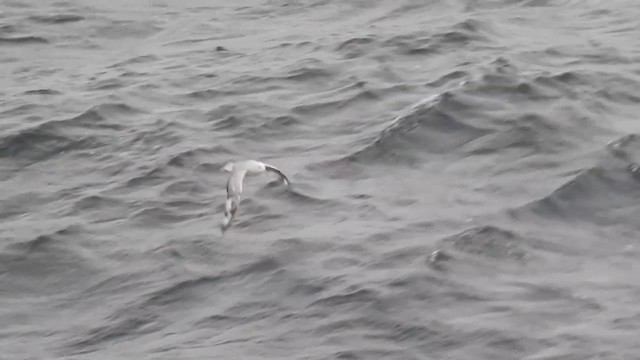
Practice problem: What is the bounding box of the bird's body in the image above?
[220,159,290,230]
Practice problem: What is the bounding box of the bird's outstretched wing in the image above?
[221,168,246,231]
[264,163,290,185]
[226,168,247,198]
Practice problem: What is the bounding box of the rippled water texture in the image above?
[1,0,640,359]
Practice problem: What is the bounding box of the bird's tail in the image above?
[221,195,240,230]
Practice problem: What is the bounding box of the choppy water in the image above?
[2,0,640,359]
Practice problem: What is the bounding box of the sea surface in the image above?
[1,0,640,359]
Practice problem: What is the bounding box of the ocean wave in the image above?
[22,89,62,96]
[508,133,640,223]
[28,14,84,24]
[65,195,130,224]
[0,36,48,45]
[0,226,98,296]
[0,123,102,163]
[3,0,640,358]
[436,225,530,262]
[324,54,626,168]
[67,256,286,351]
[339,92,491,164]
[0,103,142,163]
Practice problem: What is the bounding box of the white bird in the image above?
[220,159,290,230]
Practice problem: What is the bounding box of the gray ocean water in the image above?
[2,0,640,359]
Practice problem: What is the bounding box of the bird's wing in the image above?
[264,163,290,185]
[226,168,248,198]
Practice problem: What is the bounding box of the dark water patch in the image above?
[0,55,19,63]
[129,206,193,226]
[204,101,281,131]
[304,157,372,180]
[230,256,283,278]
[274,186,340,206]
[274,40,315,50]
[531,70,591,99]
[194,313,252,330]
[22,89,61,96]
[213,74,290,97]
[321,255,363,271]
[0,24,18,34]
[311,314,467,358]
[507,281,602,311]
[0,102,136,164]
[460,113,562,155]
[185,88,224,100]
[140,275,222,309]
[0,191,50,220]
[460,127,539,156]
[120,165,173,190]
[138,257,282,310]
[262,114,300,129]
[86,78,126,91]
[194,161,226,175]
[161,180,209,197]
[340,92,491,165]
[92,19,162,40]
[510,134,640,223]
[109,54,160,68]
[383,19,492,56]
[66,195,130,223]
[162,199,210,213]
[596,87,640,105]
[0,36,49,45]
[471,72,557,102]
[212,115,243,131]
[291,88,380,117]
[68,102,143,129]
[426,70,469,88]
[309,288,384,310]
[165,36,226,46]
[124,119,184,153]
[281,58,335,81]
[382,32,435,56]
[436,225,530,262]
[70,195,125,211]
[589,73,640,105]
[76,271,161,302]
[0,122,104,163]
[370,243,434,270]
[458,56,567,102]
[0,226,98,296]
[195,307,290,337]
[120,70,148,78]
[203,103,236,120]
[29,14,84,24]
[611,312,640,331]
[2,0,31,8]
[432,18,494,47]
[67,313,162,352]
[167,146,232,168]
[335,36,376,59]
[232,211,285,229]
[0,103,45,117]
[241,115,302,140]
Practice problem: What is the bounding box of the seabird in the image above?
[220,159,290,230]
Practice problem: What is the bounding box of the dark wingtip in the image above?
[264,164,290,185]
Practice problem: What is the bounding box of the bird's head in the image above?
[221,162,234,172]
